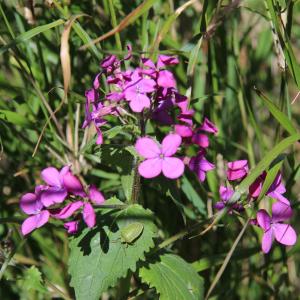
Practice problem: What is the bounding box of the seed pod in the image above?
[120,222,144,245]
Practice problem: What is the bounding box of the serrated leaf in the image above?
[139,253,204,300]
[68,200,157,300]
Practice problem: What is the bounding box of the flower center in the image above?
[159,153,164,159]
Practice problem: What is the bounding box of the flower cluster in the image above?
[216,159,297,253]
[20,166,105,235]
[83,47,217,181]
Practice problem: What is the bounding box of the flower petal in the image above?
[174,125,193,138]
[191,133,209,148]
[162,157,184,179]
[20,193,42,215]
[89,185,105,205]
[41,167,61,187]
[128,93,151,112]
[135,137,160,159]
[256,209,271,230]
[272,201,292,222]
[157,70,176,88]
[261,228,273,253]
[63,171,85,197]
[273,223,297,246]
[199,118,218,134]
[161,134,182,156]
[83,203,96,228]
[64,221,79,234]
[138,158,162,178]
[40,187,68,207]
[51,201,83,219]
[21,211,49,235]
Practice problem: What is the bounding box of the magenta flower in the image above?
[256,201,297,253]
[40,166,69,207]
[188,150,215,182]
[175,124,193,138]
[124,71,156,112]
[191,132,209,148]
[64,221,79,234]
[135,133,184,179]
[199,118,218,135]
[267,173,290,205]
[227,160,249,181]
[51,185,105,229]
[20,189,50,235]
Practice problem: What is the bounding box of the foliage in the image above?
[0,0,300,299]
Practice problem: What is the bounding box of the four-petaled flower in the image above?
[135,133,184,179]
[256,201,297,253]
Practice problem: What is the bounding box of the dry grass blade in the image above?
[60,14,86,100]
[79,0,156,50]
[205,218,251,300]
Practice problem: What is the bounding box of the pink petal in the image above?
[268,192,290,205]
[227,160,248,170]
[64,221,79,234]
[174,125,193,138]
[128,93,151,112]
[161,133,182,157]
[256,209,271,230]
[191,133,209,148]
[135,137,161,159]
[157,70,176,88]
[138,158,162,178]
[41,167,61,187]
[140,78,156,93]
[142,57,156,69]
[157,55,179,68]
[51,201,83,219]
[83,203,96,228]
[89,185,105,205]
[162,157,184,179]
[262,228,273,253]
[199,118,218,134]
[219,186,234,202]
[63,171,85,197]
[272,201,292,222]
[227,169,248,181]
[40,187,68,207]
[273,223,297,246]
[20,193,42,215]
[21,210,49,235]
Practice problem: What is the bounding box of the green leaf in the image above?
[181,176,206,215]
[0,19,64,55]
[0,109,31,127]
[19,266,47,294]
[139,253,204,300]
[68,198,157,300]
[254,88,297,135]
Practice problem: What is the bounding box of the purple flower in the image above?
[249,172,266,198]
[191,132,209,148]
[20,190,50,235]
[199,118,218,135]
[64,221,79,234]
[267,173,290,205]
[227,160,249,181]
[256,201,297,253]
[188,150,215,182]
[40,166,69,207]
[124,71,156,112]
[135,133,184,179]
[175,125,193,138]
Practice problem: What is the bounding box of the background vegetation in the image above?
[0,0,300,299]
